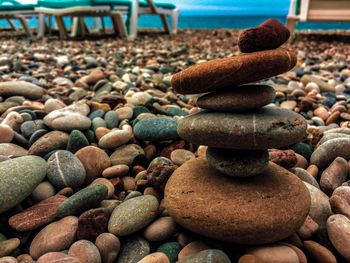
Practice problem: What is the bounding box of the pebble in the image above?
[196,84,275,111]
[108,195,159,236]
[98,124,133,149]
[165,158,310,244]
[116,236,150,263]
[143,216,178,241]
[37,252,80,263]
[327,214,350,261]
[95,233,120,263]
[0,81,44,99]
[172,49,296,94]
[170,149,195,166]
[134,117,179,141]
[47,150,86,188]
[28,130,69,156]
[238,18,290,52]
[31,181,56,202]
[0,125,14,143]
[178,107,307,149]
[29,216,78,259]
[0,143,27,156]
[56,184,108,217]
[177,249,230,263]
[157,242,181,263]
[178,241,210,260]
[110,144,145,166]
[0,238,20,258]
[77,208,109,241]
[303,240,337,263]
[67,129,89,153]
[9,195,67,231]
[75,146,111,184]
[102,164,129,178]
[206,148,269,177]
[319,157,348,194]
[138,252,170,263]
[248,244,300,263]
[68,240,102,263]
[0,156,47,213]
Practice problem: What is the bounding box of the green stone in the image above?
[0,156,47,213]
[56,184,108,217]
[166,108,188,117]
[67,130,89,153]
[133,106,150,119]
[291,142,313,160]
[134,117,179,141]
[157,242,181,263]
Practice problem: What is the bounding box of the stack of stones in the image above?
[165,19,312,245]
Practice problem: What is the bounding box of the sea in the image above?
[2,14,350,30]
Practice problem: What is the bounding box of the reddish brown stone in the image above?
[75,146,111,185]
[165,158,310,245]
[9,195,67,231]
[269,149,297,169]
[77,208,109,241]
[304,240,337,263]
[238,18,290,53]
[171,49,296,94]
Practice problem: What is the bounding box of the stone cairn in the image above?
[165,19,312,246]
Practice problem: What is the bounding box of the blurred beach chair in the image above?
[287,0,350,31]
[92,0,179,40]
[35,0,127,39]
[0,0,37,38]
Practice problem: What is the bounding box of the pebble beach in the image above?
[0,25,350,263]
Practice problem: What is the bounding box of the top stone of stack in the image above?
[238,18,290,53]
[171,18,292,95]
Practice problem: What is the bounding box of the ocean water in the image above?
[1,14,350,30]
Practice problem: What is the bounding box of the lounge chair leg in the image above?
[6,19,16,31]
[38,13,46,37]
[170,9,179,34]
[71,17,79,37]
[128,0,139,40]
[54,15,68,39]
[101,16,106,34]
[160,14,170,34]
[17,15,33,39]
[111,13,127,38]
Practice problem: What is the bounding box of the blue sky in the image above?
[170,0,290,16]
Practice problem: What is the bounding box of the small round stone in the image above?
[102,164,129,178]
[68,240,102,263]
[327,214,350,261]
[157,242,181,263]
[138,253,170,263]
[0,125,14,143]
[47,150,86,188]
[110,144,145,166]
[77,208,109,241]
[104,111,119,129]
[116,236,150,263]
[197,84,275,112]
[31,181,56,202]
[170,149,195,166]
[67,130,89,153]
[143,216,178,242]
[95,233,120,263]
[206,148,269,177]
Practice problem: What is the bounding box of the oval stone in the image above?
[178,250,230,263]
[164,158,310,244]
[134,118,179,141]
[56,184,108,217]
[177,107,307,149]
[206,148,269,177]
[0,143,28,157]
[116,236,150,263]
[327,214,350,261]
[108,195,159,236]
[0,156,47,213]
[171,49,296,94]
[28,131,69,156]
[47,150,86,188]
[0,81,44,99]
[197,85,275,112]
[29,216,78,259]
[37,252,80,263]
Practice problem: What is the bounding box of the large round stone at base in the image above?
[177,107,307,149]
[164,158,311,245]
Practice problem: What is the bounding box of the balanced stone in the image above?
[206,148,269,177]
[0,81,44,99]
[171,49,296,94]
[164,158,310,244]
[177,107,307,149]
[47,150,86,188]
[238,18,290,53]
[196,84,275,112]
[0,156,47,213]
